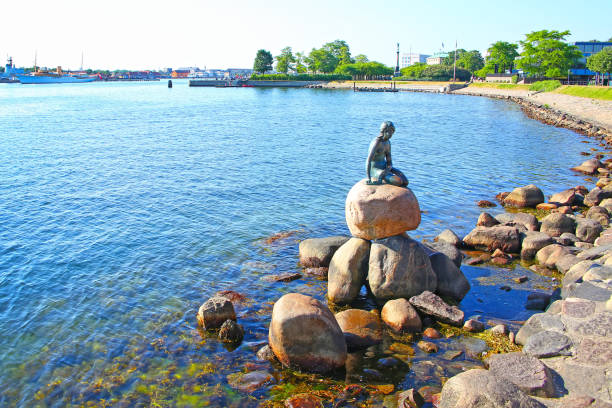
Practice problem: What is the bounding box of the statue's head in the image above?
[380,121,395,140]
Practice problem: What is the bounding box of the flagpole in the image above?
[453,40,457,82]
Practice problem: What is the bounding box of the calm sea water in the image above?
[0,81,594,406]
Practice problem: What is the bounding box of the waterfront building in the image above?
[171,69,190,78]
[570,41,612,83]
[426,52,448,65]
[400,53,430,68]
[227,68,253,78]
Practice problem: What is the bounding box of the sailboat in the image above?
[16,52,97,84]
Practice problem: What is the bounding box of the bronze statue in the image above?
[365,121,408,187]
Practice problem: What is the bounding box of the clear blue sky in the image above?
[3,0,611,70]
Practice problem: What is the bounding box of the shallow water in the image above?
[0,80,596,406]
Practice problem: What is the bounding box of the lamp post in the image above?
[567,69,570,85]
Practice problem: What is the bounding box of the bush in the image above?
[511,75,518,84]
[249,73,351,81]
[529,80,562,92]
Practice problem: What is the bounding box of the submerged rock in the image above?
[381,298,422,333]
[397,388,425,408]
[268,293,346,373]
[299,236,349,267]
[335,309,383,349]
[503,184,545,208]
[409,291,464,326]
[368,234,437,301]
[197,296,236,329]
[345,179,421,240]
[327,238,370,304]
[218,320,244,343]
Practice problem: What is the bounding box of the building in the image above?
[400,53,430,68]
[227,68,253,78]
[570,41,612,82]
[426,52,448,65]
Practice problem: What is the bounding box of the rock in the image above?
[463,319,484,332]
[540,213,576,237]
[576,218,603,243]
[564,260,599,285]
[553,206,574,214]
[462,225,520,253]
[424,241,464,268]
[523,330,573,358]
[439,369,546,408]
[409,291,464,326]
[521,231,554,260]
[214,290,247,303]
[345,180,421,240]
[496,191,510,203]
[435,229,462,246]
[284,394,324,408]
[218,320,244,343]
[477,199,496,207]
[397,389,425,408]
[584,186,612,207]
[381,298,422,333]
[491,248,506,258]
[575,242,594,249]
[269,293,346,373]
[417,340,438,353]
[490,324,508,335]
[557,232,580,246]
[576,244,612,260]
[503,185,545,208]
[263,272,302,282]
[492,256,510,265]
[587,206,610,226]
[476,212,500,227]
[197,296,236,329]
[599,198,612,212]
[303,267,328,278]
[256,345,277,362]
[423,327,442,339]
[549,188,576,206]
[515,275,529,283]
[516,313,565,345]
[424,248,470,301]
[537,203,557,210]
[466,254,488,265]
[486,352,555,397]
[335,309,382,349]
[509,332,515,343]
[368,234,437,300]
[572,158,602,175]
[526,293,552,310]
[563,281,612,302]
[495,212,539,231]
[299,236,349,267]
[227,370,275,393]
[583,264,612,282]
[327,238,370,304]
[536,244,569,268]
[556,254,580,274]
[575,185,589,195]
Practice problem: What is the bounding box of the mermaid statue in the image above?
[365,121,408,187]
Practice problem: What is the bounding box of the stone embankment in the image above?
[453,86,612,141]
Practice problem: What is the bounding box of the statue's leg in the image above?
[386,168,408,187]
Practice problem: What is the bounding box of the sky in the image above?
[2,0,611,71]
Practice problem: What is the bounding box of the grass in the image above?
[529,80,562,92]
[555,85,612,101]
[468,83,530,90]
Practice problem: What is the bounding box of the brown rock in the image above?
[269,293,346,373]
[503,184,545,208]
[284,394,324,408]
[463,319,485,332]
[345,179,421,240]
[492,256,510,265]
[327,238,370,304]
[540,213,576,237]
[218,320,244,343]
[335,309,383,349]
[536,203,557,210]
[417,340,438,353]
[549,188,576,206]
[409,291,464,327]
[463,225,520,253]
[476,212,500,227]
[487,352,556,397]
[197,296,236,329]
[477,200,496,208]
[397,388,425,408]
[263,272,302,282]
[572,158,602,175]
[553,206,574,214]
[423,327,442,339]
[496,192,510,203]
[227,370,275,393]
[536,244,570,268]
[575,185,589,195]
[381,298,422,333]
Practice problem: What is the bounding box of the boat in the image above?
[16,65,97,84]
[0,57,22,83]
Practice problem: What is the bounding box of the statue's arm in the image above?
[366,140,378,182]
[385,147,392,169]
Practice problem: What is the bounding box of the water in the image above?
[0,81,596,406]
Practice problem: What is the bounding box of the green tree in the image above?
[354,54,369,63]
[294,52,308,73]
[307,48,338,73]
[587,46,612,77]
[484,41,519,75]
[516,30,582,77]
[335,61,393,79]
[400,62,427,78]
[443,49,467,66]
[323,40,353,65]
[457,50,484,72]
[253,49,273,74]
[275,47,295,74]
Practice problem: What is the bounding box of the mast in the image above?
[80,51,83,71]
[34,50,37,72]
[453,40,457,82]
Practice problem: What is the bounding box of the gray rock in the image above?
[462,225,521,253]
[521,231,554,260]
[536,244,570,268]
[549,188,576,206]
[487,352,556,397]
[526,292,552,310]
[583,264,612,282]
[562,281,612,302]
[477,212,500,227]
[556,254,580,274]
[516,313,565,345]
[564,260,599,286]
[568,311,612,338]
[424,240,464,267]
[496,212,539,231]
[540,213,576,237]
[587,206,610,227]
[576,218,604,244]
[504,184,545,208]
[256,345,277,362]
[197,296,236,329]
[490,324,508,335]
[575,242,595,250]
[218,320,244,343]
[327,238,370,304]
[463,319,484,332]
[298,236,350,267]
[584,186,612,207]
[423,246,470,301]
[599,197,612,213]
[439,369,546,408]
[577,244,612,260]
[556,232,580,246]
[523,330,573,358]
[368,234,437,301]
[409,290,464,326]
[435,229,462,247]
[560,298,597,318]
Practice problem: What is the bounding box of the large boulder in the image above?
[575,218,603,244]
[477,212,500,227]
[269,293,346,373]
[381,298,422,333]
[299,236,349,267]
[435,229,462,247]
[462,225,520,253]
[521,231,554,260]
[345,180,420,240]
[495,212,539,231]
[327,238,370,304]
[536,244,570,268]
[523,331,573,358]
[423,246,470,301]
[439,369,546,408]
[487,352,555,397]
[540,213,576,237]
[503,185,545,208]
[571,158,602,175]
[197,296,236,329]
[409,290,464,326]
[549,188,576,206]
[335,309,382,349]
[424,241,463,267]
[586,206,610,227]
[584,186,612,207]
[368,234,437,301]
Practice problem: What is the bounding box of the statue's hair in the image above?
[380,121,395,134]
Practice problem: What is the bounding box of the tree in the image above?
[443,49,467,66]
[294,52,308,73]
[486,41,519,73]
[275,47,295,74]
[335,61,393,79]
[516,30,582,77]
[323,40,353,65]
[587,46,612,77]
[457,50,484,72]
[400,62,427,78]
[307,48,338,73]
[253,49,273,74]
[354,54,369,63]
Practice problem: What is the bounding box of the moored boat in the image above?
[16,65,97,84]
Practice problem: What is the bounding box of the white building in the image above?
[426,52,448,65]
[400,53,430,68]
